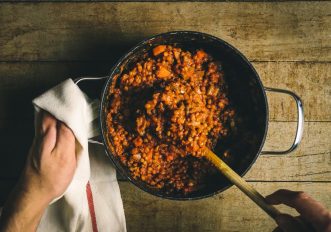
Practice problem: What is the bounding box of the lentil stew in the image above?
[105,45,237,195]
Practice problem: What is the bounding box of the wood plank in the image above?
[0,2,330,62]
[255,62,331,122]
[245,121,331,181]
[0,121,329,181]
[1,181,330,229]
[0,62,330,122]
[119,182,331,232]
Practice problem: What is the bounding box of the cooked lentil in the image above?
[106,45,236,194]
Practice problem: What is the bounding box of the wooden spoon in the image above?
[204,148,280,219]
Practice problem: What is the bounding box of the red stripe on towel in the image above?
[86,181,99,232]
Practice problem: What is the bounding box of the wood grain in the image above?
[0,61,330,123]
[119,182,331,232]
[245,121,331,181]
[0,180,330,228]
[256,62,331,122]
[0,2,330,62]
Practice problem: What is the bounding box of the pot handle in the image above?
[74,76,108,84]
[261,87,304,155]
[73,76,108,145]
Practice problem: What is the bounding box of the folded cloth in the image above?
[32,79,126,232]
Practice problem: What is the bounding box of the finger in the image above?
[28,119,57,172]
[41,111,57,135]
[266,189,325,214]
[266,189,331,231]
[54,122,75,154]
[275,214,304,232]
[39,120,57,154]
[35,111,57,140]
[265,189,303,206]
[31,111,57,161]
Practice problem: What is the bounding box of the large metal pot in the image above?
[75,31,304,200]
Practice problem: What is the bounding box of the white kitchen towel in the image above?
[32,79,126,232]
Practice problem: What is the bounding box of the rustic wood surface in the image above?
[0,1,330,231]
[120,182,331,232]
[1,2,330,62]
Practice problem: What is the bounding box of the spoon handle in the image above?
[204,148,281,219]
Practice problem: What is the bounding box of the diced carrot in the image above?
[196,50,207,61]
[153,45,167,56]
[133,137,143,146]
[157,66,171,78]
[167,154,174,161]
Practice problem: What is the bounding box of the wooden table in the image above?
[0,1,330,231]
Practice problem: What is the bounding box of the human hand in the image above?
[0,111,77,232]
[266,189,331,232]
[22,111,77,203]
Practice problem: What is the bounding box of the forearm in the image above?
[0,184,50,232]
[0,113,76,232]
